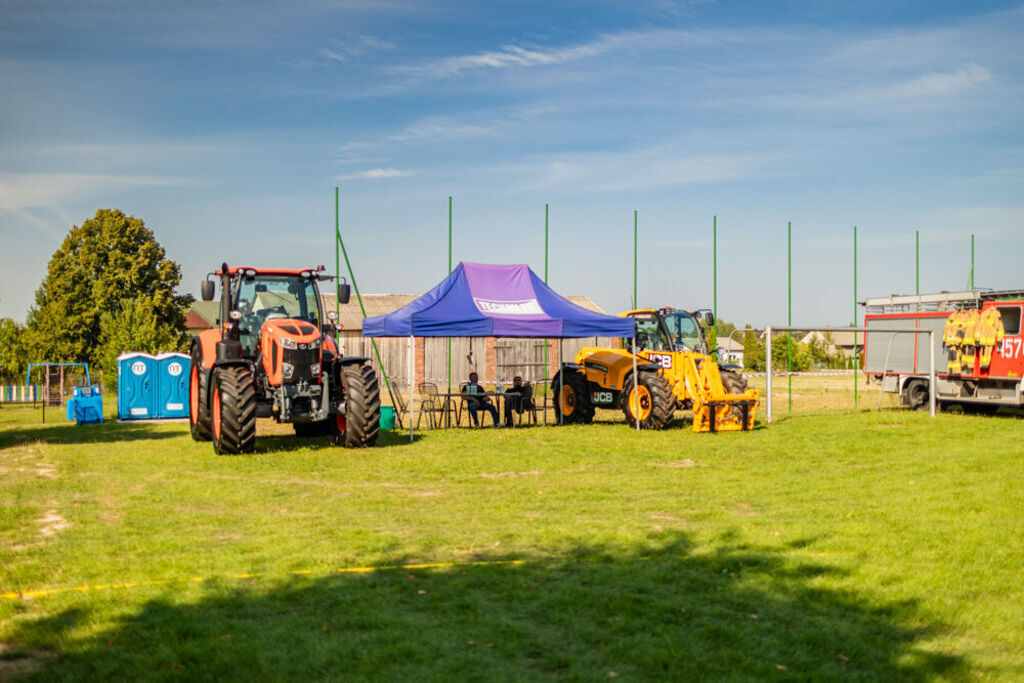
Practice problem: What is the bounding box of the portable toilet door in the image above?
[156,352,190,419]
[118,352,157,419]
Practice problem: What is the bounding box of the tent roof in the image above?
[362,262,635,338]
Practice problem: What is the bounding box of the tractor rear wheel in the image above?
[211,366,257,455]
[621,371,673,429]
[189,344,212,442]
[335,361,381,448]
[720,368,748,395]
[553,369,594,425]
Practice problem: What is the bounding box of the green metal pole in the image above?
[969,234,975,290]
[633,210,638,309]
[335,188,395,411]
[853,225,858,408]
[916,230,920,312]
[787,221,792,413]
[544,204,549,391]
[447,196,452,400]
[335,188,341,325]
[713,215,718,355]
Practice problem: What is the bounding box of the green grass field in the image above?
[2,385,1023,680]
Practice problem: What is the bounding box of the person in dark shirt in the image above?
[503,376,532,426]
[461,372,499,427]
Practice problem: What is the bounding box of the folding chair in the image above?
[417,382,458,429]
[390,380,409,429]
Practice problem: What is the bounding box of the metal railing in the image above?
[764,326,936,421]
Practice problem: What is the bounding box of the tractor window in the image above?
[234,276,322,354]
[663,313,703,352]
[632,315,671,351]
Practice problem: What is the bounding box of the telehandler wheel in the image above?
[211,366,257,455]
[335,361,381,448]
[720,368,748,395]
[621,371,673,429]
[189,344,212,442]
[553,369,594,425]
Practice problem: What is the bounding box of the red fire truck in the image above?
[862,289,1024,412]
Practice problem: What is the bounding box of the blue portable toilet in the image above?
[156,352,190,419]
[70,386,104,425]
[118,352,157,420]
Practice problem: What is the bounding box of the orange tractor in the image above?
[553,307,758,432]
[189,263,380,454]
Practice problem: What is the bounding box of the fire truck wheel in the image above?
[553,369,594,425]
[621,371,673,429]
[189,344,212,442]
[211,366,257,455]
[336,361,381,448]
[906,380,930,411]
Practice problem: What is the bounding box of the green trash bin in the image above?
[379,405,396,430]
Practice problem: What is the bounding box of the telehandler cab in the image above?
[552,307,758,432]
[189,263,380,454]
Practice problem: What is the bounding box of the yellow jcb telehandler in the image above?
[552,307,758,432]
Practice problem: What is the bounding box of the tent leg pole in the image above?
[405,335,409,444]
[558,340,563,426]
[632,336,639,431]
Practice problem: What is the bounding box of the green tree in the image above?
[0,318,28,384]
[97,299,184,389]
[25,209,190,365]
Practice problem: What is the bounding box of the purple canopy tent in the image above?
[362,262,637,438]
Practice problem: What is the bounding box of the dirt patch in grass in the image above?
[37,509,70,537]
[479,470,542,479]
[653,460,706,468]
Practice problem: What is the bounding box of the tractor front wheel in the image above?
[211,366,257,455]
[189,344,212,442]
[621,371,673,429]
[335,361,381,448]
[553,369,594,425]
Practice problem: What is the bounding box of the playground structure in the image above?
[23,363,92,406]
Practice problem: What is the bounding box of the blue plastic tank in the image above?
[71,386,104,425]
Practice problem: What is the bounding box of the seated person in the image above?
[503,376,533,426]
[461,372,499,427]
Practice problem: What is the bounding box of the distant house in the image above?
[716,337,744,366]
[799,329,861,359]
[185,301,220,336]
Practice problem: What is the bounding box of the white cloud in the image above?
[0,173,186,211]
[335,168,414,180]
[321,34,395,63]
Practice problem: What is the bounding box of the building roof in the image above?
[717,337,744,352]
[800,329,859,348]
[185,301,220,329]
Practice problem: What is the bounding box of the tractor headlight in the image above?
[281,362,294,380]
[310,363,321,377]
[308,338,321,350]
[280,338,298,350]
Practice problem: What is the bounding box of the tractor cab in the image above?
[622,307,712,354]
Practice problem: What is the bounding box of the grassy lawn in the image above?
[1,391,1023,680]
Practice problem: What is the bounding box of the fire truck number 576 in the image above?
[999,338,1023,359]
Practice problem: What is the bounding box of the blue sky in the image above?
[2,0,1022,328]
